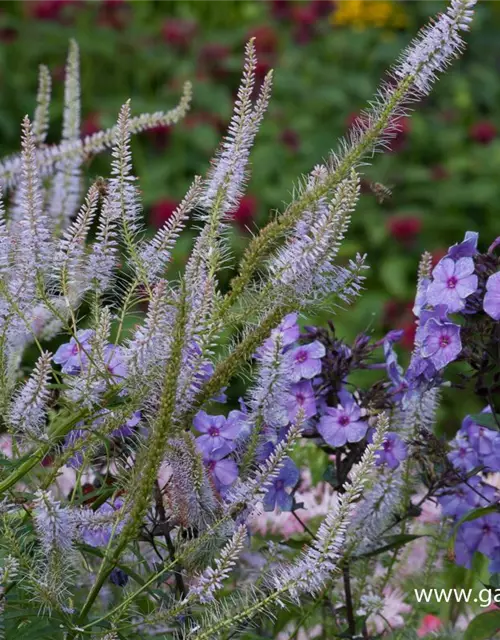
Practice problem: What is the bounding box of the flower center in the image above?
[295,350,308,364]
[439,334,451,348]
[72,344,80,355]
[383,440,393,452]
[447,276,458,289]
[275,480,285,490]
[339,415,350,427]
[296,393,305,405]
[208,426,220,437]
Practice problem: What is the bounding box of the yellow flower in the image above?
[331,0,408,30]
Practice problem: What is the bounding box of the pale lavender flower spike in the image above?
[426,257,478,312]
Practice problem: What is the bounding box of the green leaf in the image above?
[469,413,500,431]
[464,610,500,640]
[356,534,425,559]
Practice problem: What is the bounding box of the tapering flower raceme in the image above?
[33,490,77,557]
[47,40,82,232]
[394,0,476,94]
[9,351,52,438]
[33,64,52,145]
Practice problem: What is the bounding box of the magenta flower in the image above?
[421,318,462,370]
[426,257,478,312]
[262,458,299,512]
[53,329,94,374]
[194,411,242,458]
[285,380,317,421]
[484,272,500,321]
[375,432,407,469]
[317,391,367,447]
[289,340,325,382]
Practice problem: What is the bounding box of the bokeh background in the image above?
[0,0,499,428]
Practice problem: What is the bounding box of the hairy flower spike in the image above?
[33,64,52,144]
[395,0,476,93]
[9,351,52,438]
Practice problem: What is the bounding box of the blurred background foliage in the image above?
[0,0,499,430]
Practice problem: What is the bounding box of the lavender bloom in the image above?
[438,477,495,519]
[448,433,479,473]
[111,411,141,439]
[484,272,500,321]
[262,458,299,512]
[80,501,125,547]
[421,318,461,370]
[64,428,87,468]
[426,257,478,312]
[53,329,94,374]
[374,432,407,469]
[317,391,367,447]
[285,380,317,422]
[205,453,239,492]
[447,231,478,260]
[455,514,500,568]
[463,413,497,458]
[103,344,127,383]
[194,411,242,458]
[289,341,325,383]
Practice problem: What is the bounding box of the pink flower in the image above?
[161,19,196,49]
[417,614,442,637]
[248,25,278,56]
[367,587,412,634]
[82,112,101,139]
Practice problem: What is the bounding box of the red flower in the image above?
[150,199,178,229]
[97,0,130,30]
[249,25,278,57]
[432,248,447,267]
[417,614,442,637]
[81,112,101,139]
[145,124,171,150]
[162,19,197,50]
[0,27,17,43]
[30,0,76,22]
[310,0,335,19]
[469,120,497,145]
[281,128,300,153]
[292,5,317,44]
[232,196,257,231]
[199,43,231,80]
[269,0,292,21]
[387,215,422,243]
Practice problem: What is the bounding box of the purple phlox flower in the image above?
[194,411,241,458]
[226,409,251,443]
[317,390,367,447]
[262,458,299,512]
[289,340,325,383]
[205,450,239,492]
[111,411,141,439]
[256,313,300,359]
[103,345,128,383]
[447,231,479,261]
[80,500,125,547]
[455,525,474,568]
[463,412,497,458]
[448,433,479,473]
[437,477,494,519]
[456,514,500,566]
[426,257,478,312]
[484,271,500,321]
[374,431,407,469]
[53,329,94,374]
[421,318,461,370]
[285,380,317,422]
